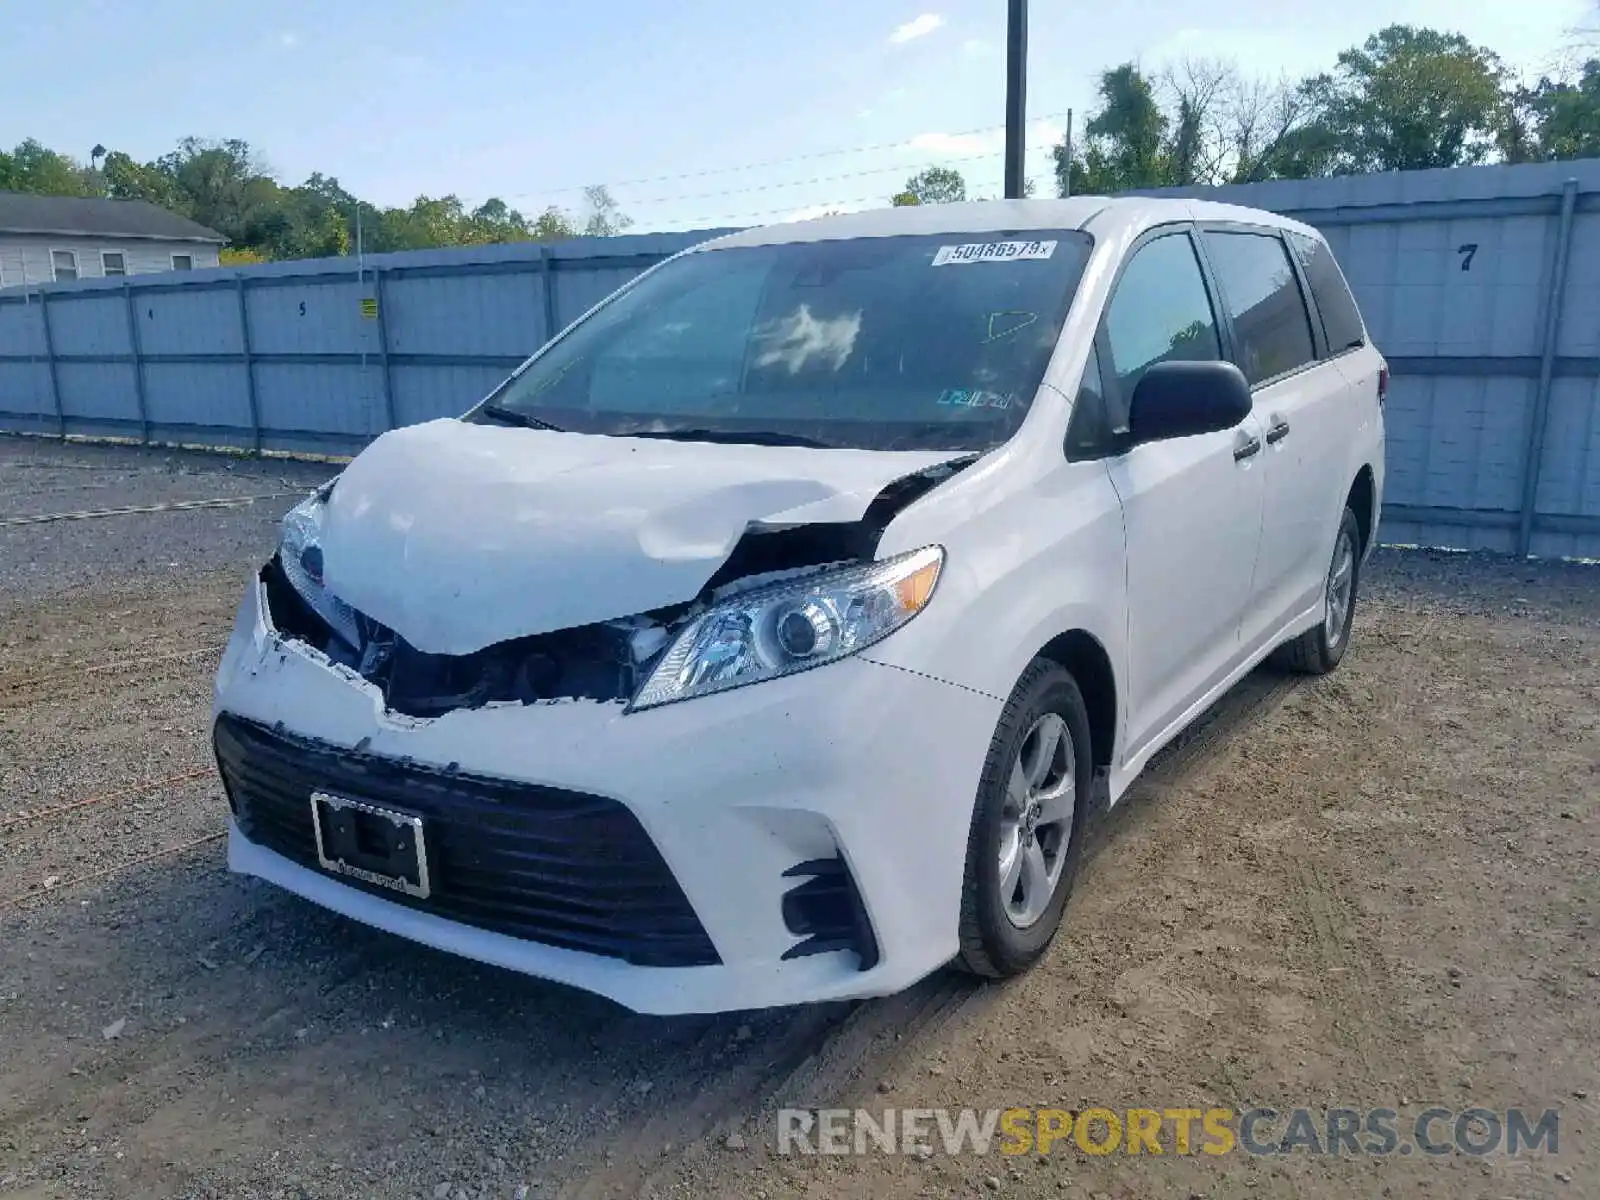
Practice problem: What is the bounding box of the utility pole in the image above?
[1062,109,1074,197]
[1003,0,1028,199]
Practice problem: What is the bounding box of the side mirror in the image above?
[1127,360,1252,444]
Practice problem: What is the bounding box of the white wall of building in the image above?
[0,234,222,289]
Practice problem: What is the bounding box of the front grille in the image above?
[214,713,719,967]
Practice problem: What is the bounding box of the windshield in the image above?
[468,230,1094,451]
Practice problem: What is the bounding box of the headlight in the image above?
[630,545,944,712]
[279,482,360,647]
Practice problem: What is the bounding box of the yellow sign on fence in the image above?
[359,297,379,319]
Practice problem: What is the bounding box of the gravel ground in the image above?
[1,436,1596,1200]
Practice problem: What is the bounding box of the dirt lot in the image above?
[1,435,1596,1200]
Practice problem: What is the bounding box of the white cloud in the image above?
[905,129,1004,155]
[277,31,299,48]
[889,13,945,44]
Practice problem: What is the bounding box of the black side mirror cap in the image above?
[1127,360,1253,445]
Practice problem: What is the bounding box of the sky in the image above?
[2,0,1593,234]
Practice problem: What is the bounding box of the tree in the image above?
[890,166,967,205]
[1222,74,1334,181]
[1302,25,1507,172]
[579,185,633,236]
[1052,65,1170,194]
[102,150,189,210]
[1,138,100,196]
[1502,59,1600,161]
[155,138,279,243]
[531,206,579,241]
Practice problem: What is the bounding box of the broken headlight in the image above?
[278,483,361,648]
[630,546,944,712]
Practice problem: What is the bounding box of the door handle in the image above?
[1265,420,1291,444]
[1233,436,1262,462]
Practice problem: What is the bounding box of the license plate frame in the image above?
[310,791,431,899]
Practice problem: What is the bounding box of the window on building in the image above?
[171,254,193,271]
[1101,233,1221,427]
[51,249,79,282]
[102,251,127,276]
[1200,231,1317,385]
[1286,230,1366,353]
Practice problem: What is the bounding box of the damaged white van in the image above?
[213,197,1385,1014]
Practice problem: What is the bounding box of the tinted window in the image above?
[1287,230,1366,352]
[1102,233,1220,423]
[474,231,1094,452]
[1202,231,1316,385]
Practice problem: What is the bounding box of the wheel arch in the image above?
[1032,629,1117,774]
[1347,465,1377,556]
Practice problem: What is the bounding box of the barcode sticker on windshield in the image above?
[931,240,1057,266]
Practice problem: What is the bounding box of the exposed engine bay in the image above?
[262,455,973,719]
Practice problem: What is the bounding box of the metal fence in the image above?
[3,157,1599,558]
[0,231,730,459]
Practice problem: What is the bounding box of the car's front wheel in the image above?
[955,659,1093,978]
[1273,505,1362,675]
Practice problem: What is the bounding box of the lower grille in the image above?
[214,714,719,967]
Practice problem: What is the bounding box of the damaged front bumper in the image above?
[213,574,1002,1014]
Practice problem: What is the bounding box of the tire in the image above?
[955,659,1094,979]
[1272,506,1362,676]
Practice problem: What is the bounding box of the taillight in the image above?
[1377,363,1389,407]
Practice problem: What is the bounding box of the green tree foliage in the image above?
[1052,24,1576,195]
[1,136,627,262]
[1501,60,1600,161]
[1299,25,1508,172]
[0,138,100,196]
[890,166,967,205]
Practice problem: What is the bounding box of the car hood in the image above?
[319,418,966,655]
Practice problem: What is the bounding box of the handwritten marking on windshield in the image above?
[983,312,1039,344]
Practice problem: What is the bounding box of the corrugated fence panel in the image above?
[255,360,383,437]
[386,270,547,356]
[391,364,510,428]
[249,279,379,357]
[57,361,138,423]
[0,361,53,426]
[47,294,129,356]
[551,263,652,328]
[137,288,243,356]
[0,300,44,357]
[143,363,252,438]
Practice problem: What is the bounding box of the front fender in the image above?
[865,458,1128,750]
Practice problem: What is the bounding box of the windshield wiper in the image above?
[614,427,840,449]
[477,404,566,432]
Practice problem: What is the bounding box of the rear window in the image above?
[471,231,1094,452]
[1287,231,1366,353]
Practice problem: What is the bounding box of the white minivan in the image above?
[213,197,1385,1015]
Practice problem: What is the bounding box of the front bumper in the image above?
[213,577,1002,1014]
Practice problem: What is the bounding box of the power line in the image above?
[501,111,1071,202]
[659,176,1027,228]
[585,138,1063,212]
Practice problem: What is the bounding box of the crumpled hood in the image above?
[320,418,964,655]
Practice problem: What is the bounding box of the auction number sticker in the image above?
[932,240,1057,266]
